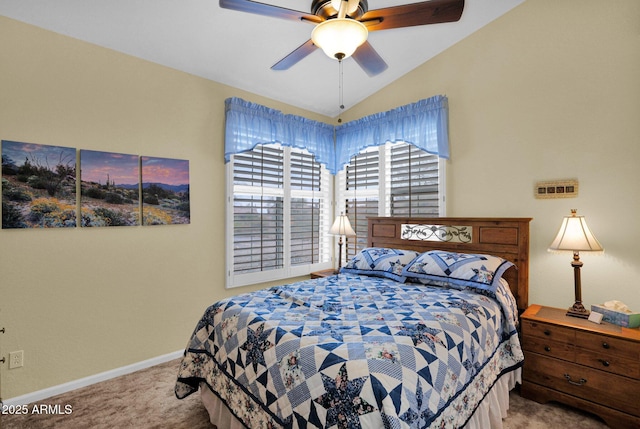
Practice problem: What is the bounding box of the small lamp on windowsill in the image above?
[548,209,604,319]
[329,212,356,274]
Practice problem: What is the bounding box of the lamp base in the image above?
[566,301,590,319]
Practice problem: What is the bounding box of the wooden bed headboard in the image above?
[367,217,532,313]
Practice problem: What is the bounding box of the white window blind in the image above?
[227,144,332,288]
[290,150,323,266]
[232,145,284,274]
[337,142,445,261]
[342,148,380,260]
[388,143,441,217]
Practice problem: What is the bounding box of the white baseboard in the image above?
[2,350,184,406]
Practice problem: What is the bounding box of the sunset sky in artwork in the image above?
[6,146,189,187]
[141,156,189,186]
[2,140,75,169]
[80,150,139,185]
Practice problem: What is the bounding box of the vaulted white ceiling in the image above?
[0,0,525,117]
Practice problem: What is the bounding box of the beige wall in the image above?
[0,16,322,400]
[343,0,640,314]
[1,0,639,400]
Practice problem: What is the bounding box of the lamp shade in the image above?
[311,18,368,60]
[548,209,603,252]
[329,213,356,237]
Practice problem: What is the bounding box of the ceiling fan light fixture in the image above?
[311,18,368,61]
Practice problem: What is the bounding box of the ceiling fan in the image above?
[219,0,465,77]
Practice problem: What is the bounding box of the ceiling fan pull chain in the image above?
[339,59,345,111]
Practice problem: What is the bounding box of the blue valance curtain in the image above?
[333,95,449,173]
[224,95,449,175]
[224,97,335,172]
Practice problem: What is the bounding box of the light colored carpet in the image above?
[1,359,609,428]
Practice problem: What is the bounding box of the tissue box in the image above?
[591,305,640,328]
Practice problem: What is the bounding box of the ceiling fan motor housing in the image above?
[311,0,368,20]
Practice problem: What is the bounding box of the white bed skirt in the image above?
[463,368,521,429]
[199,367,521,429]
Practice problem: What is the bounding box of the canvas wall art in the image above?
[80,150,140,227]
[141,156,190,225]
[2,140,77,228]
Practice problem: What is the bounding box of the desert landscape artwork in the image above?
[2,140,77,228]
[80,150,140,227]
[141,156,190,225]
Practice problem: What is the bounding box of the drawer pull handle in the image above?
[602,342,610,349]
[544,346,551,352]
[564,374,587,386]
[543,330,551,336]
[598,359,610,367]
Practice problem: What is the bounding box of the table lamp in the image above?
[329,212,356,273]
[548,209,604,318]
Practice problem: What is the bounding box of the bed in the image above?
[175,216,532,428]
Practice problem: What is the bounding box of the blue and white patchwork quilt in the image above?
[175,274,523,429]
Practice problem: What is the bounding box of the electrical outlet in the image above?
[9,350,24,369]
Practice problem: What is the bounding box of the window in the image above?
[227,144,332,288]
[290,150,324,266]
[232,145,284,275]
[224,97,449,287]
[337,142,446,260]
[388,142,441,216]
[342,147,380,258]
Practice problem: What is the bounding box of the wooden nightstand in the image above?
[520,304,640,429]
[310,268,338,279]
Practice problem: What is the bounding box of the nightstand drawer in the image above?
[522,335,574,361]
[521,319,574,343]
[574,330,640,377]
[524,351,640,417]
[575,348,640,378]
[576,330,639,361]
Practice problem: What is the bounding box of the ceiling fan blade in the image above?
[271,39,318,71]
[352,41,388,77]
[360,0,464,32]
[219,0,323,23]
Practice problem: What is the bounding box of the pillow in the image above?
[340,247,421,282]
[401,250,514,293]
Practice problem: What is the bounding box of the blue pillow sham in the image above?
[340,247,421,283]
[401,250,514,293]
